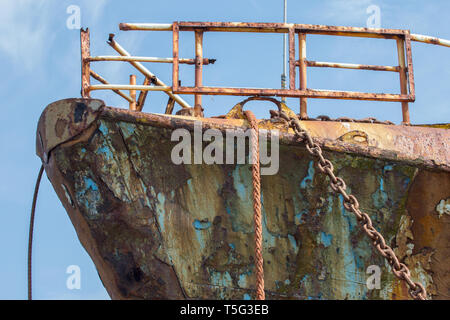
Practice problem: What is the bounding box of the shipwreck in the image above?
[32,22,449,300]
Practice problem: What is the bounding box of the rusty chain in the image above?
[271,109,427,300]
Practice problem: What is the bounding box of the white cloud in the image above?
[321,0,373,25]
[0,0,53,71]
[84,0,108,23]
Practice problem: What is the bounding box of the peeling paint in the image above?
[436,198,450,218]
[42,102,448,300]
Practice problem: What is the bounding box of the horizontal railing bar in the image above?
[87,56,215,65]
[411,34,450,48]
[119,23,173,31]
[89,84,172,92]
[305,60,400,72]
[119,22,407,38]
[89,70,134,103]
[174,86,414,102]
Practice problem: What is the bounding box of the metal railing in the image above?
[81,21,450,124]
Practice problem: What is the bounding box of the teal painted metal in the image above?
[37,99,450,300]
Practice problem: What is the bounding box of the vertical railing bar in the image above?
[298,32,307,118]
[397,36,410,124]
[129,74,137,110]
[404,33,415,99]
[136,77,151,111]
[288,28,296,91]
[194,30,204,116]
[80,28,91,98]
[172,22,180,92]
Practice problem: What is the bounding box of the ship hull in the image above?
[36,98,450,299]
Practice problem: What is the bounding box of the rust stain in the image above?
[36,99,449,299]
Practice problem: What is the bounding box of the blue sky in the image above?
[0,0,448,300]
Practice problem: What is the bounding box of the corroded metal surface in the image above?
[36,98,104,163]
[37,99,450,299]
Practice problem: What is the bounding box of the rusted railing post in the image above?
[298,33,307,118]
[129,74,137,110]
[172,23,179,92]
[397,37,410,124]
[194,30,204,116]
[288,28,296,91]
[405,34,415,102]
[136,77,151,111]
[80,28,91,98]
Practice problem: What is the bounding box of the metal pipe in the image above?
[306,60,400,72]
[136,77,151,111]
[172,23,180,92]
[397,38,410,124]
[288,28,295,90]
[89,69,134,103]
[119,23,173,31]
[107,34,191,109]
[410,34,450,48]
[405,35,415,98]
[194,30,204,116]
[89,84,172,91]
[298,33,307,118]
[129,75,137,110]
[80,28,91,98]
[87,55,214,65]
[175,86,413,102]
[281,0,287,103]
[283,0,287,76]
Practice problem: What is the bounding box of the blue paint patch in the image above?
[295,210,308,224]
[300,161,314,189]
[229,243,235,250]
[232,167,249,201]
[75,175,101,218]
[288,234,298,252]
[119,122,136,139]
[84,177,99,191]
[243,293,251,300]
[210,271,232,287]
[98,122,109,135]
[193,219,211,230]
[320,232,333,247]
[238,274,247,287]
[339,194,355,232]
[155,193,166,233]
[96,145,114,161]
[403,177,411,190]
[195,229,206,250]
[187,178,194,193]
[372,177,388,209]
[300,274,309,284]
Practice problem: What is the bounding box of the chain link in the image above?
[273,109,427,300]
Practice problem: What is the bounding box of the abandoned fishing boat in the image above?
[34,22,449,300]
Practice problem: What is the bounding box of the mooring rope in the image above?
[28,164,44,300]
[243,110,265,300]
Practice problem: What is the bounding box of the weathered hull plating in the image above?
[36,99,450,300]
